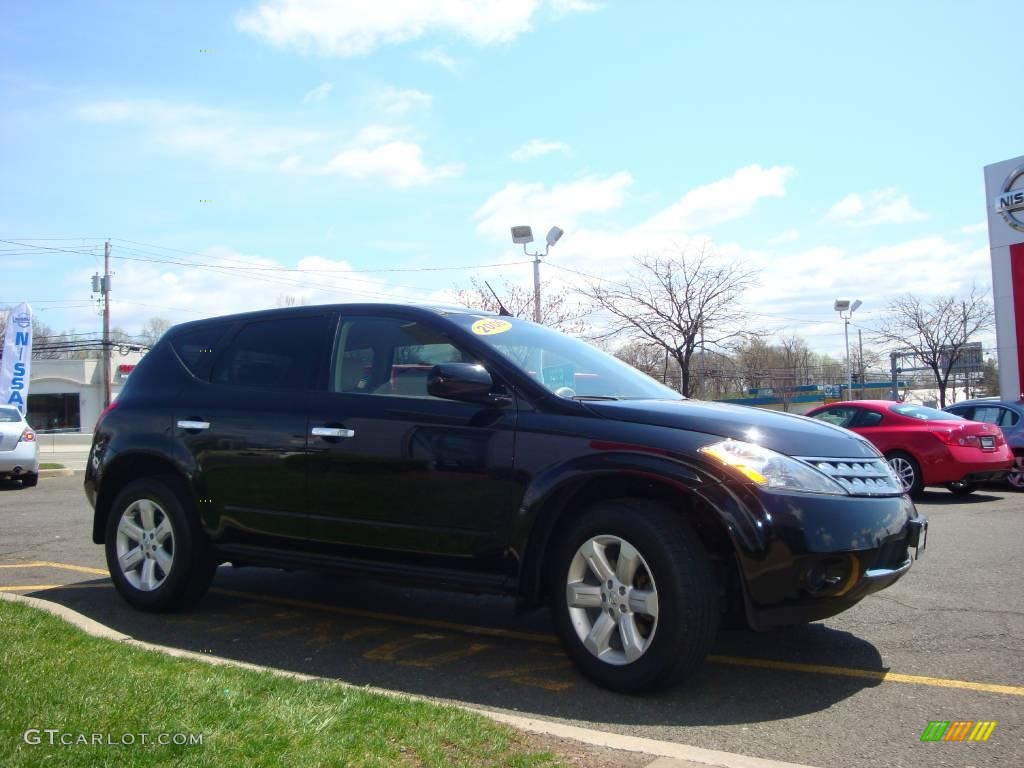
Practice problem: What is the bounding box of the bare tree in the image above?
[581,248,758,396]
[450,277,588,334]
[874,287,994,408]
[140,317,172,346]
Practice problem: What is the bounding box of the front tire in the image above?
[21,473,38,488]
[104,476,215,611]
[550,499,719,694]
[886,451,924,497]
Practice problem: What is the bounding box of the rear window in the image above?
[0,407,22,423]
[170,323,232,378]
[891,404,963,421]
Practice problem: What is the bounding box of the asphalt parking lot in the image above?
[1,474,1021,768]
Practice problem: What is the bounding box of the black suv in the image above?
[86,304,927,692]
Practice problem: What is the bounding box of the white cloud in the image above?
[419,47,458,72]
[826,187,927,225]
[325,140,463,187]
[640,164,794,235]
[63,247,425,334]
[237,0,595,57]
[370,85,432,116]
[474,172,633,237]
[76,99,322,169]
[302,81,333,103]
[509,138,571,161]
[768,228,800,245]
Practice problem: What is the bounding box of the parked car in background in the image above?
[944,399,1024,491]
[805,400,1013,497]
[0,405,39,487]
[85,304,927,694]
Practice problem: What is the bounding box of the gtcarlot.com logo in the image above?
[920,720,997,742]
[23,729,203,747]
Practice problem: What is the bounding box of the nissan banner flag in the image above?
[0,302,33,415]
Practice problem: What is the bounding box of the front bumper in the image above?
[0,441,40,476]
[726,485,927,630]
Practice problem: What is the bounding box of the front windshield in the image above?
[449,314,681,400]
[891,403,963,421]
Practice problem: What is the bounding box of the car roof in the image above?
[946,398,1024,409]
[166,302,498,337]
[0,405,23,418]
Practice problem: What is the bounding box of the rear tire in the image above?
[946,481,977,496]
[1008,454,1024,492]
[886,451,924,497]
[21,473,38,488]
[549,499,719,694]
[105,476,215,611]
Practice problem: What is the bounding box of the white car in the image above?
[0,406,39,487]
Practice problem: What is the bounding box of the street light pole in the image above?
[834,299,862,399]
[843,316,851,396]
[511,225,564,324]
[532,253,542,323]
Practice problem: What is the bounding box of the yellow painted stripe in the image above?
[707,655,1024,697]
[9,559,1024,698]
[0,584,68,592]
[0,561,108,576]
[211,588,558,645]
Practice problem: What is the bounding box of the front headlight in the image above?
[699,439,849,496]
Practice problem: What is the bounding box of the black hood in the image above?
[584,399,880,459]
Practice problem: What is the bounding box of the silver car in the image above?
[0,406,39,487]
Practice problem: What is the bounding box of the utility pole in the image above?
[101,241,111,408]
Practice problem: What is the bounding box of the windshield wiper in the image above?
[571,395,620,401]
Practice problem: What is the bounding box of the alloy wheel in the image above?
[115,498,175,591]
[565,534,659,665]
[887,456,916,493]
[1009,456,1024,490]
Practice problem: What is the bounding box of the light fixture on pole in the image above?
[834,299,862,397]
[510,225,564,323]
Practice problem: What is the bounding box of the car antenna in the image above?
[484,281,514,317]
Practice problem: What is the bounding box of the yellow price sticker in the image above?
[471,318,513,336]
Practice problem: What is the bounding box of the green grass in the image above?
[38,463,65,470]
[0,600,560,768]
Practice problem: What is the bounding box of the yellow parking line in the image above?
[0,561,108,576]
[211,587,558,645]
[0,585,68,592]
[706,656,1024,697]
[10,559,1024,697]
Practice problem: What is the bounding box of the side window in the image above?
[946,406,972,420]
[170,323,232,378]
[1000,408,1021,428]
[854,410,884,427]
[331,317,475,398]
[811,407,857,427]
[970,406,1001,425]
[211,315,326,390]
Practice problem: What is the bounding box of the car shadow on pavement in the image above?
[915,489,1005,505]
[27,568,888,729]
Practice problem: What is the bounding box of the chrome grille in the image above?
[797,457,902,496]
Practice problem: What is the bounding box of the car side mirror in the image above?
[427,363,511,406]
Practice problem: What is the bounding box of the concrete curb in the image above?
[38,468,76,478]
[0,591,817,768]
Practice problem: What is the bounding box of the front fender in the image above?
[511,449,771,607]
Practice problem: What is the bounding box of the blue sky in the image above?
[2,0,1021,356]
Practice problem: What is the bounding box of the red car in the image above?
[805,400,1014,497]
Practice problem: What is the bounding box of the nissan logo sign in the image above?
[995,164,1024,232]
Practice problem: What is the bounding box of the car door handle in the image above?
[311,426,355,439]
[177,420,211,431]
